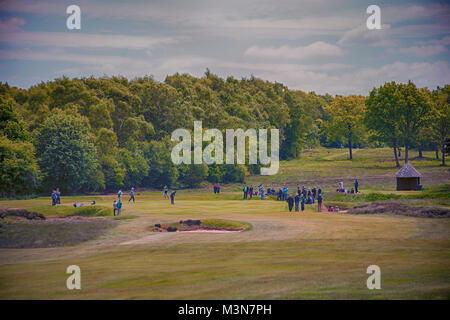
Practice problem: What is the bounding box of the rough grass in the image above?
[30,205,113,217]
[0,217,118,248]
[348,202,450,218]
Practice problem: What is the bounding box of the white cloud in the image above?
[338,24,392,46]
[0,17,25,32]
[387,44,448,57]
[215,60,450,95]
[0,31,180,50]
[244,42,344,59]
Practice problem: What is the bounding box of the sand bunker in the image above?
[151,219,250,233]
[177,229,242,233]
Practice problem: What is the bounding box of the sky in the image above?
[0,0,449,95]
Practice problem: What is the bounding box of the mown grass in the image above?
[0,147,448,299]
[0,238,448,299]
[201,219,252,231]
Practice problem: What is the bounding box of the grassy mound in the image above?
[0,217,118,248]
[152,218,251,232]
[0,208,45,220]
[29,205,113,217]
[348,202,450,218]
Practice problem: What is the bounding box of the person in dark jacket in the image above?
[354,179,359,193]
[56,188,61,204]
[287,195,294,212]
[294,194,300,212]
[277,189,282,201]
[312,187,316,203]
[170,190,176,205]
[317,193,323,212]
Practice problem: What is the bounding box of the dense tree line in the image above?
[0,72,329,196]
[0,72,448,197]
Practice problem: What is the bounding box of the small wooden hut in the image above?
[395,163,422,191]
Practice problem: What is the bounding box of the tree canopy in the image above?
[0,73,447,196]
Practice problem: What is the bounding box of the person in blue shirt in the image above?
[51,190,57,206]
[283,186,288,201]
[128,187,135,203]
[113,200,117,216]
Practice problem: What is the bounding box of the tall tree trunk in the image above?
[418,148,423,158]
[347,125,353,160]
[442,144,446,166]
[348,137,352,160]
[405,143,409,163]
[393,141,400,168]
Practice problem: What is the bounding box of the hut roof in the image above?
[395,163,422,178]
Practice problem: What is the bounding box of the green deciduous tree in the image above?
[396,82,432,163]
[324,95,366,160]
[35,111,103,193]
[142,138,179,188]
[0,136,39,197]
[430,85,450,166]
[366,82,402,167]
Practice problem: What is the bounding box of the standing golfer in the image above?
[294,193,300,212]
[170,190,176,205]
[113,200,117,216]
[317,193,323,212]
[56,188,61,204]
[354,179,359,193]
[116,199,122,216]
[128,187,135,203]
[287,195,294,212]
